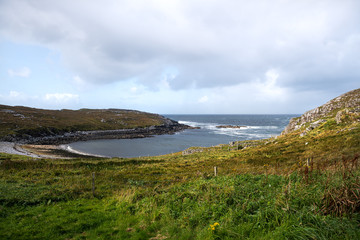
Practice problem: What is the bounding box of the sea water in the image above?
[68,114,298,158]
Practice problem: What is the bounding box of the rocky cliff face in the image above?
[282,88,360,135]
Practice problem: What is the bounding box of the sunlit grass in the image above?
[0,117,359,239]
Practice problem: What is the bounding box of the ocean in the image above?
[68,114,298,158]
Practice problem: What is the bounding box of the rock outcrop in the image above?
[2,121,190,145]
[216,125,246,129]
[182,147,204,155]
[0,105,191,144]
[282,88,360,135]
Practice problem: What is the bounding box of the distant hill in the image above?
[0,105,186,143]
[282,88,360,135]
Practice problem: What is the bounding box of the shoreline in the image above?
[2,123,191,145]
[0,123,191,159]
[59,144,109,158]
[0,141,109,159]
[0,142,42,158]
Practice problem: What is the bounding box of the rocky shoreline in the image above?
[0,116,192,158]
[216,125,246,129]
[1,121,191,145]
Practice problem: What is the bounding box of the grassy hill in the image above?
[0,105,176,141]
[0,89,359,239]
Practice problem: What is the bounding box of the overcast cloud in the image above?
[0,0,359,113]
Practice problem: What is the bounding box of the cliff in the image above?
[282,88,360,135]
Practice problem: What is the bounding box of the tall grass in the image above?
[0,120,359,239]
[1,171,359,239]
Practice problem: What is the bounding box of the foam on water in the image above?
[179,120,279,138]
[69,114,298,158]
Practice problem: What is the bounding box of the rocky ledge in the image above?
[282,88,360,135]
[2,121,191,145]
[216,125,246,129]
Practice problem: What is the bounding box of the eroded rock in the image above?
[282,88,360,135]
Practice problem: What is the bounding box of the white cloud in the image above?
[265,69,279,86]
[0,91,80,109]
[0,0,359,113]
[44,93,79,103]
[1,0,359,94]
[0,91,39,105]
[198,95,209,103]
[254,69,288,101]
[73,75,85,85]
[158,75,172,90]
[8,67,31,77]
[9,91,21,98]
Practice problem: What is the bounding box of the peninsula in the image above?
[0,106,190,145]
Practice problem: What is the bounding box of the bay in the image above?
[68,114,298,158]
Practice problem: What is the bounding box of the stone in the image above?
[300,132,307,137]
[306,119,327,131]
[216,125,246,129]
[229,141,236,146]
[182,148,204,155]
[282,88,359,135]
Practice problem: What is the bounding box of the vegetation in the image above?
[0,108,359,239]
[0,105,169,139]
[0,90,359,239]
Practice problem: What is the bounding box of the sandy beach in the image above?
[0,141,41,158]
[0,141,105,159]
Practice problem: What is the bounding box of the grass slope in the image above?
[0,105,168,139]
[0,98,359,239]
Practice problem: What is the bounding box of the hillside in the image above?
[282,88,360,135]
[0,89,359,239]
[0,105,187,143]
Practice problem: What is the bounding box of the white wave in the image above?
[214,130,272,139]
[60,145,108,158]
[180,120,280,138]
[178,120,198,126]
[212,126,248,137]
[215,128,273,137]
[247,126,279,129]
[180,120,278,130]
[179,120,218,129]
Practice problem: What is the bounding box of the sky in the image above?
[0,0,359,114]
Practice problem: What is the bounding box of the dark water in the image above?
[68,114,298,158]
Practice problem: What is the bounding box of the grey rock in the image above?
[300,132,307,137]
[282,88,360,135]
[306,119,327,131]
[1,120,192,145]
[182,148,204,155]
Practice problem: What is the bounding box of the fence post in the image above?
[92,172,95,196]
[214,166,217,177]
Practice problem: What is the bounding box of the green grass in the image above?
[0,109,359,239]
[0,105,168,138]
[1,173,359,239]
